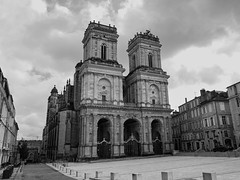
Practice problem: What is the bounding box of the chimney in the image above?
[200,89,206,96]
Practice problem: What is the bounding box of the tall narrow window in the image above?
[101,44,107,60]
[236,97,240,107]
[152,99,155,105]
[102,95,106,101]
[132,55,136,69]
[148,53,153,67]
[222,116,226,125]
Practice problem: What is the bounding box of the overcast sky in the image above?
[1,0,240,140]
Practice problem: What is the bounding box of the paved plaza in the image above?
[50,156,240,180]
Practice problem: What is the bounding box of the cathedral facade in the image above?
[42,21,173,160]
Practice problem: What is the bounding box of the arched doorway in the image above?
[151,120,163,154]
[97,119,111,158]
[124,119,141,156]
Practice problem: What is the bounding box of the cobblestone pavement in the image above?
[22,163,75,180]
[51,156,240,180]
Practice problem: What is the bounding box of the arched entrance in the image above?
[97,119,111,158]
[124,119,141,156]
[151,120,163,154]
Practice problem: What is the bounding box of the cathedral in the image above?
[42,21,173,160]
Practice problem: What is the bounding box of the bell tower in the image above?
[82,20,118,61]
[74,21,125,108]
[127,30,162,73]
[125,30,170,107]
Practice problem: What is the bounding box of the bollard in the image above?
[96,171,103,178]
[203,172,217,180]
[161,172,173,180]
[132,173,142,180]
[111,172,120,180]
[84,173,91,179]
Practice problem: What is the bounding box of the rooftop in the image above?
[128,30,160,46]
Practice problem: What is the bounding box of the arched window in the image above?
[132,55,136,69]
[101,44,107,60]
[148,53,153,67]
[152,99,155,105]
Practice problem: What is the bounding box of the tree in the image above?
[18,141,29,161]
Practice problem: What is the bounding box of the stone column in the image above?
[112,115,119,156]
[83,115,91,157]
[93,74,97,103]
[119,78,123,105]
[119,117,125,156]
[142,117,148,154]
[145,80,149,106]
[92,115,98,158]
[148,117,153,153]
[113,76,116,104]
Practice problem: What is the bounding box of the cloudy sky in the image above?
[1,0,240,140]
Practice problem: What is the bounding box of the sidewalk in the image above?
[20,163,75,180]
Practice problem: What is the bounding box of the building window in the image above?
[234,85,237,95]
[209,104,212,112]
[224,131,228,137]
[148,53,153,67]
[210,117,214,126]
[205,119,208,127]
[152,99,155,104]
[219,102,225,111]
[236,98,240,107]
[222,116,226,125]
[101,44,107,60]
[102,95,106,101]
[132,55,136,69]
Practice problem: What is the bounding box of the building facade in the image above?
[227,82,240,147]
[0,68,19,166]
[42,21,173,160]
[172,89,235,152]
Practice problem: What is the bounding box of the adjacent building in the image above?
[172,89,235,152]
[0,68,19,166]
[42,21,173,161]
[227,82,240,147]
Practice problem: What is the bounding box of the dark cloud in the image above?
[119,0,240,59]
[28,67,52,81]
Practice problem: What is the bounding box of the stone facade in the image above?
[43,21,172,160]
[227,82,240,147]
[0,68,19,166]
[172,89,236,152]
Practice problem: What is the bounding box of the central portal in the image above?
[124,119,141,156]
[97,119,111,159]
